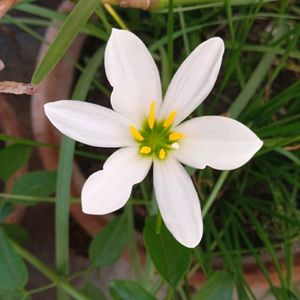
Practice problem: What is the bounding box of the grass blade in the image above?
[31,0,99,85]
[55,47,105,300]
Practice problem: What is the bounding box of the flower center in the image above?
[129,101,184,160]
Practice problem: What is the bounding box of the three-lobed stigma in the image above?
[129,101,185,160]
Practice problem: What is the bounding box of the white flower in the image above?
[44,29,263,248]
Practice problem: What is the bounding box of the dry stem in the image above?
[102,0,160,10]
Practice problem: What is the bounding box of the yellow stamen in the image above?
[140,146,152,154]
[169,132,185,141]
[148,101,155,129]
[163,111,177,128]
[159,148,166,160]
[130,125,144,141]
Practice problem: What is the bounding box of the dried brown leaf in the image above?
[0,81,36,95]
[0,0,18,19]
[284,144,300,151]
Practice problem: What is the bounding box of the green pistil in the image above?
[138,120,174,159]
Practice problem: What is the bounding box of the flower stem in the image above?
[103,4,128,30]
[0,193,80,204]
[56,137,74,300]
[125,204,143,280]
[27,283,56,295]
[11,241,89,300]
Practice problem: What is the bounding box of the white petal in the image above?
[44,100,134,147]
[174,116,263,170]
[159,37,224,126]
[82,147,152,214]
[105,29,162,126]
[153,157,203,248]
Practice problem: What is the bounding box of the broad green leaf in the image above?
[0,228,28,291]
[0,144,31,181]
[0,202,14,223]
[143,215,191,287]
[2,224,29,245]
[81,283,106,300]
[12,170,57,200]
[0,289,29,300]
[31,0,99,84]
[192,271,235,300]
[109,280,156,300]
[89,215,128,267]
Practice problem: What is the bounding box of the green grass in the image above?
[1,0,299,299]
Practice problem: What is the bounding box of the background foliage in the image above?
[0,0,299,299]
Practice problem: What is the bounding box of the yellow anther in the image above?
[148,101,155,129]
[169,132,185,141]
[159,148,166,160]
[130,125,144,141]
[163,111,177,128]
[140,146,152,154]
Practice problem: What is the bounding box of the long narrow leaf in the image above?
[55,47,105,300]
[32,0,99,84]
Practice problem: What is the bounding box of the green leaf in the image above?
[0,289,29,300]
[0,202,14,223]
[14,3,107,40]
[192,271,235,300]
[109,281,156,300]
[0,144,31,181]
[1,224,29,245]
[54,46,105,299]
[12,171,57,200]
[0,228,28,291]
[271,287,299,300]
[31,0,99,84]
[228,53,274,119]
[143,215,190,287]
[81,283,106,300]
[89,215,128,267]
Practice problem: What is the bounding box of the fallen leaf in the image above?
[0,0,18,19]
[0,81,36,95]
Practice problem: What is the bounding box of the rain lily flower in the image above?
[45,29,263,248]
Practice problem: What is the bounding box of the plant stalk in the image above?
[11,241,89,300]
[55,46,105,300]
